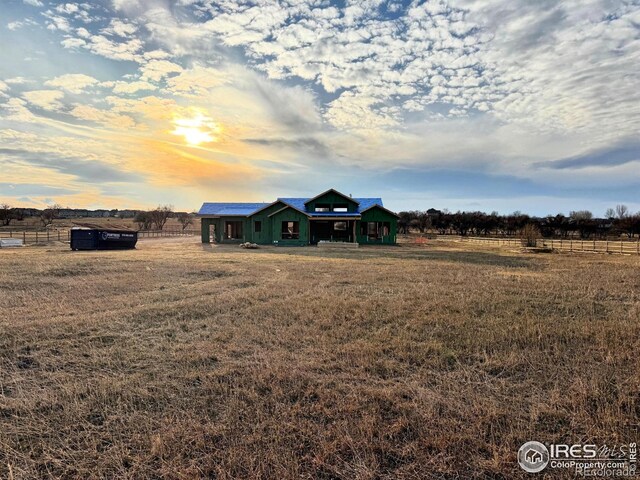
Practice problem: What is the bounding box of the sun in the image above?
[171,113,220,146]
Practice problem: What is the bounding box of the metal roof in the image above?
[198,202,270,216]
[198,196,386,217]
[279,197,383,213]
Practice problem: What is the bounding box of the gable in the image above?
[268,204,309,217]
[248,200,288,218]
[303,189,359,207]
[360,204,399,219]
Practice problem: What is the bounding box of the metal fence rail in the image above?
[456,236,640,255]
[0,229,197,245]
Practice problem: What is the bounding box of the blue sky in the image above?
[0,0,639,215]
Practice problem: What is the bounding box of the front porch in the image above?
[309,219,358,244]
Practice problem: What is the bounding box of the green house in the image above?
[197,189,398,246]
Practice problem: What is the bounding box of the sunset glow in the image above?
[171,114,220,146]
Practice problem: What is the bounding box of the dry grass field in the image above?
[1,238,639,479]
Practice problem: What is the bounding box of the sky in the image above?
[0,0,639,215]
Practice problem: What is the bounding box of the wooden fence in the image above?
[456,236,640,255]
[0,229,197,245]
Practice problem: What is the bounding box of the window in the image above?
[225,221,243,239]
[254,220,262,233]
[281,221,299,239]
[334,221,347,231]
[363,221,391,240]
[333,203,348,212]
[315,203,330,212]
[367,221,378,239]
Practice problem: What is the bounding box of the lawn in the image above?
[1,238,639,479]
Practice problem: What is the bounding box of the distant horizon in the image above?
[3,201,635,220]
[1,1,639,216]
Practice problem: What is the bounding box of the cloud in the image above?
[103,19,138,37]
[43,13,72,32]
[23,0,43,6]
[111,80,157,94]
[2,0,640,211]
[55,3,79,14]
[22,90,65,110]
[45,74,99,94]
[68,104,136,128]
[165,64,227,96]
[139,59,183,81]
[61,38,86,49]
[0,98,38,122]
[81,35,145,62]
[536,143,640,170]
[0,148,142,183]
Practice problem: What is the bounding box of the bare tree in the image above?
[605,208,616,219]
[150,205,173,230]
[134,211,153,230]
[615,204,629,219]
[569,210,593,221]
[40,204,62,227]
[176,212,193,231]
[12,208,25,222]
[0,204,12,226]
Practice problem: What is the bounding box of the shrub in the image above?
[521,223,541,247]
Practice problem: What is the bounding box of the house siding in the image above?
[247,202,287,244]
[201,216,250,243]
[357,207,398,245]
[269,207,309,246]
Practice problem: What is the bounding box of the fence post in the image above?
[23,231,26,243]
[606,240,609,253]
[570,239,572,252]
[36,231,38,243]
[9,231,12,238]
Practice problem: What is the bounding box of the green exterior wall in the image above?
[201,217,213,243]
[305,191,359,213]
[356,207,398,245]
[247,202,287,245]
[269,206,309,246]
[200,216,250,243]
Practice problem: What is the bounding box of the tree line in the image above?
[398,205,640,239]
[0,203,194,231]
[133,206,193,231]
